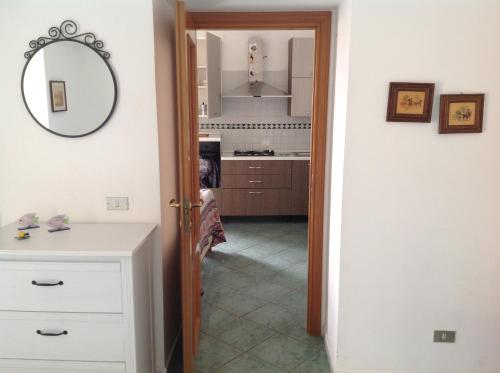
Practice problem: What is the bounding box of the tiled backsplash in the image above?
[200,128,311,153]
[199,70,311,153]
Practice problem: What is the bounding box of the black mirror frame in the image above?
[21,20,118,138]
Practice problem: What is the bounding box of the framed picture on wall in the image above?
[439,94,484,134]
[386,82,435,123]
[49,80,67,112]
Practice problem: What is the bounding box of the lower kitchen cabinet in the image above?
[220,159,309,216]
[222,188,291,216]
[291,160,310,215]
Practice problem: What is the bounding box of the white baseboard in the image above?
[324,331,334,372]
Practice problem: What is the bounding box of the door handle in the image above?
[169,199,181,208]
[190,200,204,209]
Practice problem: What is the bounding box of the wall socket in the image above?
[106,197,129,211]
[433,330,456,343]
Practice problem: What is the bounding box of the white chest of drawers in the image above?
[0,223,157,373]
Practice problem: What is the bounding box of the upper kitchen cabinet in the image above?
[288,38,314,78]
[197,32,222,118]
[288,37,314,117]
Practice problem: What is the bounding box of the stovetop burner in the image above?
[234,150,275,157]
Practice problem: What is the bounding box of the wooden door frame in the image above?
[187,11,331,336]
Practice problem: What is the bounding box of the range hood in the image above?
[223,82,291,98]
[223,38,291,98]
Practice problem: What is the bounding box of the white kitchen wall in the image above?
[328,0,500,372]
[199,29,314,152]
[0,0,169,371]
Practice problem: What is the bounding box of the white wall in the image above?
[328,0,500,372]
[0,0,169,370]
[0,0,160,224]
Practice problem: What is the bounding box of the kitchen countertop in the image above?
[221,152,311,161]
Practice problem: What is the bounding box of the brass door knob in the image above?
[169,199,181,208]
[190,200,204,208]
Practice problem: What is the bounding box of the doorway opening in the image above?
[191,13,331,372]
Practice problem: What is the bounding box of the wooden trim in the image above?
[439,93,485,134]
[187,11,332,336]
[175,3,194,372]
[386,82,435,123]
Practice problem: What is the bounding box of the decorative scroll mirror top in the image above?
[22,20,117,138]
[24,20,110,60]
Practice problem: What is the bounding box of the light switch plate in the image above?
[106,197,129,211]
[433,330,456,343]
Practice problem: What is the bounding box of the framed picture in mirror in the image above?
[49,80,67,112]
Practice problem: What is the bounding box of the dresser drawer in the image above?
[0,262,122,313]
[0,312,125,362]
[0,359,126,373]
[222,174,291,189]
[222,160,292,175]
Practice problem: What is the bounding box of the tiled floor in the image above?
[195,217,331,373]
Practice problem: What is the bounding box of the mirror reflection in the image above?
[22,40,116,137]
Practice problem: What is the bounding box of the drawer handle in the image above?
[248,180,263,183]
[248,166,263,169]
[32,280,64,287]
[248,191,263,195]
[37,330,68,337]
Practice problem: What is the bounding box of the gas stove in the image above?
[234,150,275,156]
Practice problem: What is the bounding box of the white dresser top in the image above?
[0,223,157,257]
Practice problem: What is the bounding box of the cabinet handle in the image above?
[248,180,263,183]
[248,166,263,169]
[248,191,263,195]
[36,330,68,337]
[32,280,64,287]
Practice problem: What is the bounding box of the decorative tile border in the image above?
[199,123,311,130]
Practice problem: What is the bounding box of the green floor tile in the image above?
[292,348,332,372]
[201,304,237,336]
[194,333,242,373]
[211,290,267,316]
[217,318,276,351]
[218,352,285,373]
[249,334,319,371]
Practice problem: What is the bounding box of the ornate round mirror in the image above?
[22,20,117,138]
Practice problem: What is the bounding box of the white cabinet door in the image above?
[289,77,313,117]
[206,32,222,118]
[290,38,314,78]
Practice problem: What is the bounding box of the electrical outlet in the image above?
[433,330,456,343]
[106,197,129,211]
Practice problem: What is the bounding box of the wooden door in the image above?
[173,2,202,372]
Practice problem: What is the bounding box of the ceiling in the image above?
[183,0,339,12]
